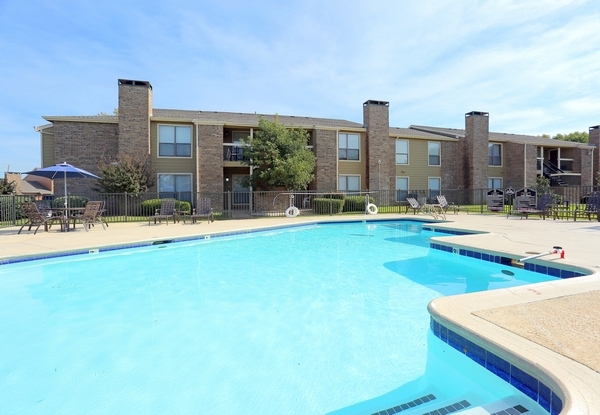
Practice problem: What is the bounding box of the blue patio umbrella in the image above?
[23,162,100,209]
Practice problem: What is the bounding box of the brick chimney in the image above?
[464,111,489,191]
[118,79,152,157]
[363,100,391,190]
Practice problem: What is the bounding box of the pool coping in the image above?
[2,215,599,414]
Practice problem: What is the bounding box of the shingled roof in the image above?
[410,125,595,148]
[152,109,365,129]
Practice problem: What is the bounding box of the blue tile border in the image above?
[430,318,563,415]
[430,243,589,279]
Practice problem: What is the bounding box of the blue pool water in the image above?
[0,221,558,414]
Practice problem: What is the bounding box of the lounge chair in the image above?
[405,197,445,219]
[18,202,65,235]
[573,191,600,221]
[508,194,553,219]
[71,201,107,231]
[149,199,176,225]
[436,195,461,214]
[187,197,215,224]
[405,197,422,214]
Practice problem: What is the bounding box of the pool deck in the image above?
[2,213,600,414]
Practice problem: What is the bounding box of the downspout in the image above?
[523,143,527,188]
[249,128,253,216]
[195,122,200,194]
[591,147,595,187]
[336,129,339,191]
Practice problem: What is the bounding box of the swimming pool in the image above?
[0,221,558,414]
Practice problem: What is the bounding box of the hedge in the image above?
[343,195,375,212]
[313,198,345,214]
[141,198,192,216]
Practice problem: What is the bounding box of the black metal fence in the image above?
[2,185,599,228]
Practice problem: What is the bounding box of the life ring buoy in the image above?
[285,206,300,218]
[366,203,378,215]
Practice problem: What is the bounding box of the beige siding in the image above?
[41,128,54,167]
[488,166,504,182]
[395,139,442,190]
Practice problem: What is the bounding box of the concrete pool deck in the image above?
[1,213,599,414]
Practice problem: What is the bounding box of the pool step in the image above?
[370,394,472,415]
[369,394,540,415]
[370,393,439,414]
[456,396,536,414]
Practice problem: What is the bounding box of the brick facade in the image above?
[313,129,337,191]
[503,142,537,188]
[576,148,593,187]
[118,79,152,158]
[363,100,392,191]
[441,140,462,189]
[52,121,118,194]
[197,124,224,208]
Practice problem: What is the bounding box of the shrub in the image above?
[343,195,375,212]
[313,198,345,214]
[52,196,90,208]
[141,199,191,216]
[320,193,346,200]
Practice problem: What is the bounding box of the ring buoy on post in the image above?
[366,203,378,215]
[285,206,300,218]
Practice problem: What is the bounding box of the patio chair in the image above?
[71,201,107,231]
[573,191,600,221]
[509,193,554,220]
[436,195,461,214]
[405,197,422,214]
[18,202,65,235]
[187,197,215,224]
[34,200,59,218]
[97,200,109,227]
[149,199,176,225]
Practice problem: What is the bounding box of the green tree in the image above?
[553,131,589,143]
[241,117,316,190]
[0,177,16,194]
[98,108,119,116]
[92,153,155,195]
[533,175,551,195]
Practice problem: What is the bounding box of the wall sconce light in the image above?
[225,177,230,182]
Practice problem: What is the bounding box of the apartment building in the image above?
[36,79,598,202]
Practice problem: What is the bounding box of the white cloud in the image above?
[1,0,599,171]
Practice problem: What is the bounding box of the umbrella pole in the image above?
[64,171,68,209]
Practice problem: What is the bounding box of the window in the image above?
[428,142,440,166]
[339,133,360,161]
[158,125,192,157]
[396,177,408,201]
[158,174,192,201]
[488,178,502,189]
[396,140,409,164]
[488,143,502,166]
[338,175,360,192]
[428,177,441,199]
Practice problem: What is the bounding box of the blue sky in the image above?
[2,0,600,172]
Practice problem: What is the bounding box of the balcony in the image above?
[223,144,248,164]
